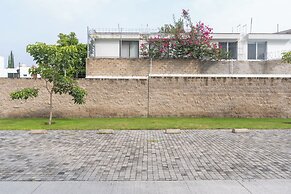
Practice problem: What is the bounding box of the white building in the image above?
[88,28,291,61]
[213,32,291,60]
[0,56,34,78]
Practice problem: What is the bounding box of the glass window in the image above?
[248,42,267,60]
[228,42,237,59]
[121,41,139,58]
[129,41,139,58]
[121,41,130,58]
[248,43,256,60]
[218,42,237,59]
[219,42,227,52]
[257,42,266,60]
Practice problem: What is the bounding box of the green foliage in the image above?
[27,32,87,78]
[10,32,87,125]
[282,51,291,63]
[57,32,79,46]
[69,86,87,104]
[8,51,15,68]
[26,43,87,104]
[10,88,39,100]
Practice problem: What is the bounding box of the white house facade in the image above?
[0,56,33,78]
[88,28,291,61]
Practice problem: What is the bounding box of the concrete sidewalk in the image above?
[0,179,290,194]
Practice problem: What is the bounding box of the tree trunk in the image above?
[48,92,53,125]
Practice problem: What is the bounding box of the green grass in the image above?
[0,117,291,130]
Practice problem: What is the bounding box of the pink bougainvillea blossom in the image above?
[140,10,226,60]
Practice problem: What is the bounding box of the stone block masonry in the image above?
[149,76,291,118]
[0,76,290,118]
[86,58,291,77]
[0,78,148,118]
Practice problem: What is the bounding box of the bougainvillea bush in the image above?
[140,10,227,60]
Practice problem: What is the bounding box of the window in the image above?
[248,42,267,60]
[218,42,237,59]
[257,42,267,60]
[8,73,19,78]
[121,41,139,58]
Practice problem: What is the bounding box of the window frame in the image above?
[218,41,238,60]
[120,40,139,58]
[247,41,267,60]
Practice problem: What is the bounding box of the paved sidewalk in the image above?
[0,130,290,181]
[0,179,290,194]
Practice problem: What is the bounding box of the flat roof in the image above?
[248,33,291,40]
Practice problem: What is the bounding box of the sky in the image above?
[0,0,290,66]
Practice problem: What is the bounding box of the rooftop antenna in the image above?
[250,18,253,33]
[237,24,241,33]
[243,24,247,34]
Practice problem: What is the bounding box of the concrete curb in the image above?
[0,180,290,194]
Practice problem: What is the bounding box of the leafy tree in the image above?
[140,10,226,60]
[282,51,291,63]
[57,32,87,78]
[8,51,15,68]
[10,37,87,125]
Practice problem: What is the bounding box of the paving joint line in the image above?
[236,180,253,194]
[30,182,42,194]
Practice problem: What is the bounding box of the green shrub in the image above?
[282,51,291,63]
[10,88,39,100]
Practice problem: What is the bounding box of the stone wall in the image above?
[86,58,291,76]
[86,58,150,77]
[0,78,148,118]
[1,77,290,118]
[149,76,291,118]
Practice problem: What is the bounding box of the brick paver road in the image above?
[0,130,290,181]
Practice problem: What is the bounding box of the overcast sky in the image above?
[0,0,290,66]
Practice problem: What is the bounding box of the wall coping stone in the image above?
[149,74,291,78]
[85,74,291,80]
[86,76,148,79]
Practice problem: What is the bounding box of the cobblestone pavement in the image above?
[0,130,290,181]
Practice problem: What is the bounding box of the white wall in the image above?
[19,65,32,78]
[267,40,291,60]
[95,39,120,58]
[0,68,18,78]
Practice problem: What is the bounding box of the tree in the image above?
[140,9,226,60]
[10,37,87,125]
[57,32,87,78]
[282,51,291,63]
[8,51,15,68]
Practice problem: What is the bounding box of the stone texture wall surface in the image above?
[86,58,291,76]
[0,78,148,118]
[86,58,150,77]
[1,77,291,118]
[149,76,291,118]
